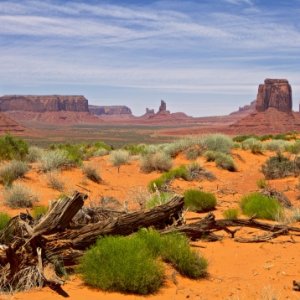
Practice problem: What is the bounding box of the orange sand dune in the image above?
[1,150,300,299]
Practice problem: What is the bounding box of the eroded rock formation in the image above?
[157,100,170,114]
[89,105,132,116]
[0,95,89,112]
[255,79,292,112]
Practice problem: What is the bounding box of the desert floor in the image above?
[1,149,300,300]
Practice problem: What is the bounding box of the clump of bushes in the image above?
[109,150,130,172]
[4,184,38,208]
[186,162,216,181]
[201,134,233,153]
[0,160,29,186]
[204,151,236,171]
[184,189,217,212]
[0,134,29,161]
[93,148,109,157]
[26,146,44,163]
[223,208,239,220]
[46,172,65,191]
[240,192,282,220]
[82,165,102,183]
[40,150,71,172]
[262,152,295,179]
[0,212,10,230]
[140,151,172,173]
[123,144,147,155]
[184,145,203,160]
[263,140,288,152]
[242,138,263,154]
[79,229,207,294]
[233,134,258,143]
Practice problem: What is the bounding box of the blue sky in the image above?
[0,0,300,116]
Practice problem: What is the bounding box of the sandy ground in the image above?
[1,149,300,299]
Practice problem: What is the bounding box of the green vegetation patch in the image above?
[240,192,282,220]
[0,212,10,231]
[184,189,217,212]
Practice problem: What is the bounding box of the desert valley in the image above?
[0,78,300,299]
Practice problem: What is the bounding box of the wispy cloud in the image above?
[0,0,299,115]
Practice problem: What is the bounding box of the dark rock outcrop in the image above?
[157,100,170,114]
[255,79,292,112]
[146,108,155,115]
[0,95,89,112]
[89,105,132,116]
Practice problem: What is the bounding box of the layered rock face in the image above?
[0,95,89,112]
[256,79,292,112]
[89,105,132,116]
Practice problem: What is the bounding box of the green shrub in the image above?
[93,141,112,151]
[140,151,172,173]
[93,148,109,157]
[233,135,257,143]
[123,144,147,155]
[0,160,29,186]
[40,150,71,172]
[4,184,38,208]
[160,233,208,279]
[46,172,65,191]
[32,205,48,219]
[264,140,288,152]
[201,134,233,153]
[204,150,218,162]
[26,146,44,162]
[184,145,203,160]
[286,140,300,154]
[0,212,10,230]
[109,150,130,172]
[262,153,295,179]
[0,134,29,161]
[242,138,263,154]
[215,153,236,171]
[258,134,273,141]
[79,235,164,294]
[184,189,217,212]
[82,165,101,183]
[240,192,282,220]
[146,192,173,209]
[223,208,239,220]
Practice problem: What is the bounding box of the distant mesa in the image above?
[230,78,300,134]
[89,105,132,116]
[0,95,89,112]
[0,113,25,133]
[256,79,292,112]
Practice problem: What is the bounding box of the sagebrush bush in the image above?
[40,150,71,172]
[201,134,233,153]
[223,208,239,220]
[26,146,44,163]
[79,235,164,294]
[240,192,282,220]
[82,165,101,183]
[0,160,29,186]
[184,189,217,212]
[93,148,109,157]
[109,150,130,172]
[204,150,218,162]
[233,134,257,143]
[4,184,38,208]
[243,139,263,154]
[184,145,203,160]
[32,205,48,219]
[0,134,29,161]
[215,153,236,171]
[263,140,288,152]
[123,144,147,155]
[262,152,295,179]
[140,151,172,173]
[46,172,65,191]
[146,192,173,209]
[285,140,300,154]
[0,212,10,230]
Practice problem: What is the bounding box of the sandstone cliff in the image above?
[0,95,89,112]
[89,105,132,116]
[255,79,292,112]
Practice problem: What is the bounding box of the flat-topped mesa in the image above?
[0,95,89,112]
[256,79,292,112]
[89,105,132,116]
